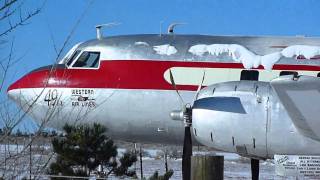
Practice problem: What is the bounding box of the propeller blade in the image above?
[193,70,206,103]
[251,158,259,180]
[169,69,192,179]
[169,69,185,106]
[182,126,192,180]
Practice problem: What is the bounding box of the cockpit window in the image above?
[59,42,83,64]
[72,51,100,68]
[66,50,81,66]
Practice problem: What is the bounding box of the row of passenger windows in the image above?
[240,70,320,81]
[66,50,100,68]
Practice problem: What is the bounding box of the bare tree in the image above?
[0,1,46,178]
[0,0,41,37]
[0,0,117,178]
[0,0,112,178]
[0,0,43,132]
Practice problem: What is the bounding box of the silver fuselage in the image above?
[7,34,320,159]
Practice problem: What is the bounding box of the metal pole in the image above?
[4,138,7,175]
[165,148,168,172]
[134,143,137,173]
[139,146,143,179]
[29,135,32,180]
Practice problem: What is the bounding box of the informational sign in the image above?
[275,155,320,178]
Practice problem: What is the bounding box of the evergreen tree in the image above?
[15,129,22,137]
[48,123,137,178]
[113,151,137,177]
[148,169,174,180]
[50,130,57,137]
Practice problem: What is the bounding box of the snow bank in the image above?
[188,44,320,70]
[189,44,282,70]
[189,44,208,56]
[134,41,149,46]
[153,44,177,56]
[281,45,320,59]
[260,52,282,71]
[0,144,24,153]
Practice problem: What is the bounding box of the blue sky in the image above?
[4,0,320,82]
[1,0,320,132]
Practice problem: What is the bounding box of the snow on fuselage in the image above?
[7,34,320,150]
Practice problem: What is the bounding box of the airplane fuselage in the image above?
[7,34,320,158]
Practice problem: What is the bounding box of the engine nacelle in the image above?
[192,81,270,159]
[192,80,320,159]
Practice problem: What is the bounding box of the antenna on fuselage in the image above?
[167,22,186,34]
[95,22,121,40]
[159,20,164,37]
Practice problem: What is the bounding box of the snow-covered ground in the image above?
[0,143,53,179]
[131,153,270,179]
[132,153,305,180]
[0,143,311,179]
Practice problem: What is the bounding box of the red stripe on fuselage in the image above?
[8,60,320,91]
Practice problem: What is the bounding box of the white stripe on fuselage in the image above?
[164,67,318,86]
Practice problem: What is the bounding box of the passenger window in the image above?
[317,73,320,77]
[72,51,100,68]
[240,70,259,81]
[66,50,81,66]
[280,71,298,76]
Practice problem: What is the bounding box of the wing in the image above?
[271,75,320,141]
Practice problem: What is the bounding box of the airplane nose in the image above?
[7,78,22,102]
[7,64,65,99]
[6,64,72,129]
[7,86,15,100]
[7,64,71,112]
[7,77,35,111]
[7,64,54,102]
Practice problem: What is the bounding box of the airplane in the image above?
[7,24,320,179]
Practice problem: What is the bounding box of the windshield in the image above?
[72,51,100,68]
[59,42,82,64]
[66,50,81,66]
